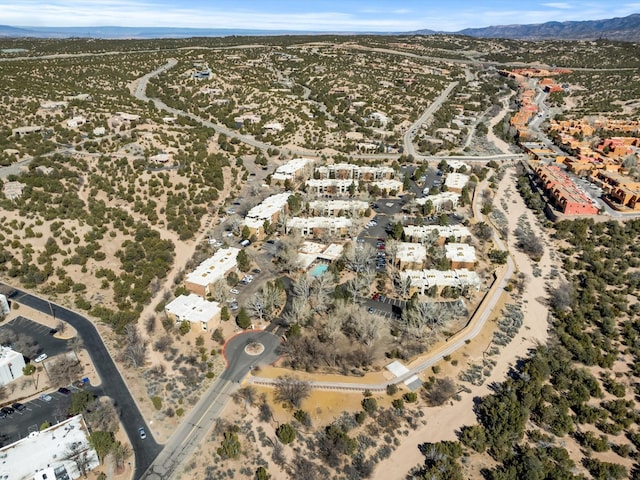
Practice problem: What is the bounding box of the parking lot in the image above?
[0,316,71,361]
[0,387,75,447]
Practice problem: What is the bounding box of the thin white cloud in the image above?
[543,2,573,8]
[0,1,420,30]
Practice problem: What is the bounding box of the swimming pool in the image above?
[310,263,329,277]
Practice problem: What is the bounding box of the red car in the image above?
[372,293,380,300]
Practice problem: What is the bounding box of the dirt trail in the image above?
[371,168,553,479]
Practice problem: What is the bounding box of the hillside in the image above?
[456,13,640,42]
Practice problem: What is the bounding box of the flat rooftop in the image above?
[165,294,221,324]
[0,414,99,480]
[244,192,291,229]
[185,247,240,287]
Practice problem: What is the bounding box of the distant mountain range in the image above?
[453,13,640,42]
[0,25,306,39]
[0,13,639,42]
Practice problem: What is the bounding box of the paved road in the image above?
[2,285,161,480]
[132,60,525,165]
[140,330,281,480]
[403,81,459,158]
[131,59,320,158]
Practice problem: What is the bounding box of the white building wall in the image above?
[0,347,26,386]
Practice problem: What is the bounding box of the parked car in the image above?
[1,406,14,415]
[34,353,48,363]
[252,268,261,274]
[372,293,380,300]
[229,288,240,295]
[229,302,239,311]
[12,403,25,412]
[39,393,53,402]
[48,328,58,336]
[58,387,71,395]
[73,380,86,389]
[0,410,6,419]
[368,307,375,314]
[138,427,147,439]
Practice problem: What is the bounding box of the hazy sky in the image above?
[1,1,638,31]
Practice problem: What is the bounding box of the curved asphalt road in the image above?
[140,330,281,480]
[2,284,161,480]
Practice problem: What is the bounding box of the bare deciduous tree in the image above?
[112,441,132,471]
[292,273,314,300]
[13,334,39,359]
[392,272,412,298]
[274,376,311,408]
[56,320,67,335]
[311,273,334,314]
[232,385,257,410]
[274,233,303,273]
[350,309,387,346]
[398,302,454,351]
[120,324,148,369]
[425,377,457,406]
[282,335,326,371]
[209,279,230,303]
[69,336,84,354]
[343,242,376,273]
[85,398,119,432]
[0,329,17,347]
[47,355,83,388]
[247,281,284,322]
[549,281,574,311]
[281,297,311,327]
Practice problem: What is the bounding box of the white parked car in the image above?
[230,288,240,295]
[34,353,48,363]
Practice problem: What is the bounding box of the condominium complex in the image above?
[305,178,355,196]
[535,165,599,215]
[315,163,394,181]
[286,217,352,237]
[308,199,369,216]
[372,179,403,194]
[243,192,292,236]
[416,192,461,212]
[590,170,640,211]
[444,173,469,193]
[445,243,477,269]
[165,294,222,331]
[184,247,240,296]
[403,224,471,244]
[394,242,428,270]
[400,268,482,295]
[272,158,314,182]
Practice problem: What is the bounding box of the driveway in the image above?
[2,284,161,480]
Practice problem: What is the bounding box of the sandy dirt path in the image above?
[371,167,554,479]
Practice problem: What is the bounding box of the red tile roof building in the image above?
[535,164,599,215]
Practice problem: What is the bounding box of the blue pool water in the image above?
[310,264,329,277]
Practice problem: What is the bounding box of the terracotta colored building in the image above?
[535,165,599,215]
